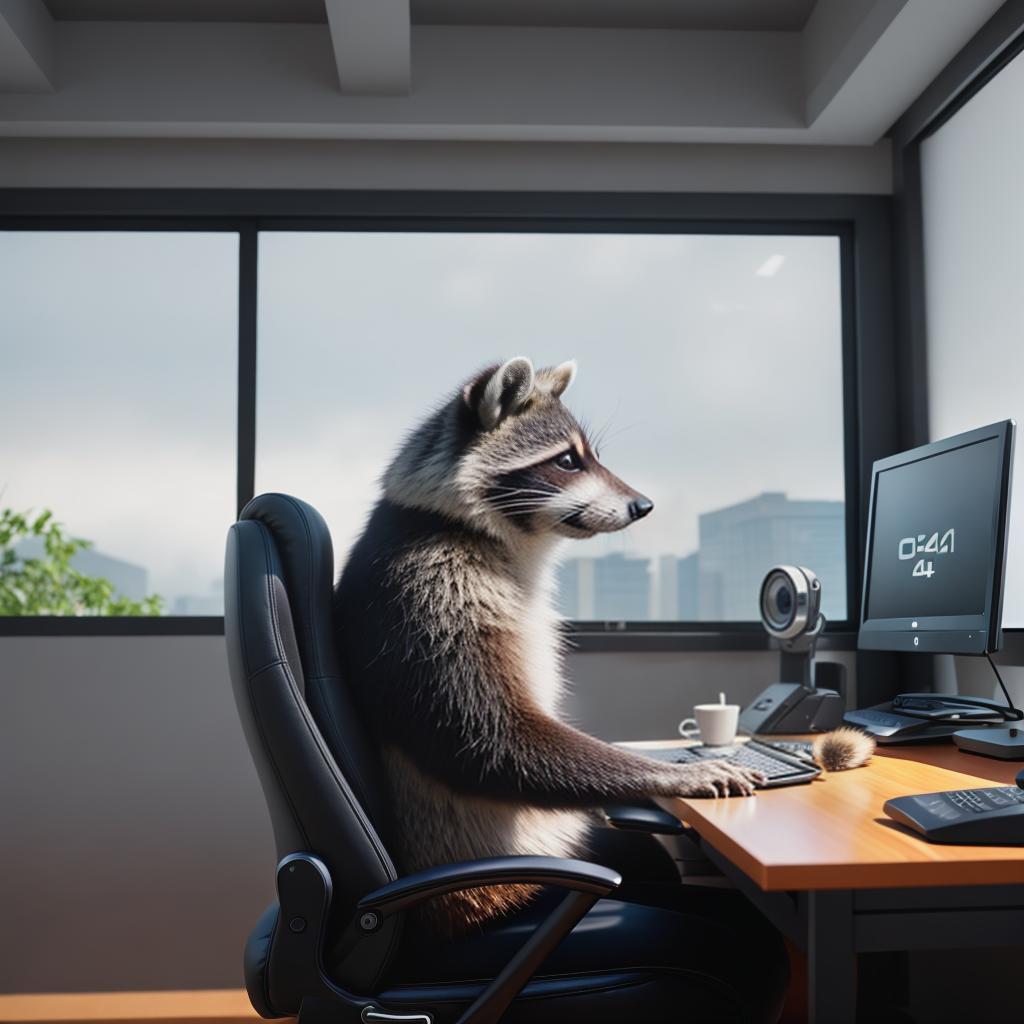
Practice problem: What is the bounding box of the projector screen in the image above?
[921,50,1024,629]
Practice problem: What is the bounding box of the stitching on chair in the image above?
[257,521,395,879]
[233,526,311,853]
[277,654,396,877]
[259,525,286,667]
[276,495,382,854]
[306,675,379,837]
[279,493,323,679]
[244,505,401,985]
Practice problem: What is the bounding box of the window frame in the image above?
[0,190,895,649]
[890,0,1024,642]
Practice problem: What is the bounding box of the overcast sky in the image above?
[2,229,845,610]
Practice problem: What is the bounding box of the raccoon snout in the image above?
[628,497,654,521]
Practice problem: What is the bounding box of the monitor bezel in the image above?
[858,420,1015,655]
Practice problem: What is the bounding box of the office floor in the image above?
[0,990,257,1023]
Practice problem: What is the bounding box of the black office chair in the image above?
[225,493,787,1023]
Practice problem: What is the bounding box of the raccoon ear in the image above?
[464,357,536,430]
[543,360,577,399]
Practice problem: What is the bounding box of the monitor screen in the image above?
[867,438,1000,620]
[859,422,1014,655]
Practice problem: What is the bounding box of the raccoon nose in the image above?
[628,497,654,521]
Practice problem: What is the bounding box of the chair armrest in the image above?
[601,801,686,835]
[357,856,621,917]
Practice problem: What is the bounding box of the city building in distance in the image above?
[695,492,845,621]
[558,492,845,622]
[556,552,651,621]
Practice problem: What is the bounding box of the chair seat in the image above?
[380,885,789,1023]
[247,885,788,1022]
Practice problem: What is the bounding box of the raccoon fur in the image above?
[334,357,762,932]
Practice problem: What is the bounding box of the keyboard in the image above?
[759,738,815,760]
[641,739,821,788]
[884,786,1024,844]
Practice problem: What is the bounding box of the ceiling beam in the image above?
[325,0,410,95]
[802,0,1006,142]
[802,0,908,126]
[0,0,55,92]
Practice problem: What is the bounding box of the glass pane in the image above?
[256,232,845,622]
[921,48,1024,628]
[0,232,238,616]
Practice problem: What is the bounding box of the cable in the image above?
[986,652,1019,717]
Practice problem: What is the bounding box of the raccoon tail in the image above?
[812,727,876,771]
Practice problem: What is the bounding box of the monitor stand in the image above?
[953,725,1024,761]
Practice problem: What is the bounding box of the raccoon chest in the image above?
[518,602,565,717]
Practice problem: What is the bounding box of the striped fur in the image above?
[334,359,762,932]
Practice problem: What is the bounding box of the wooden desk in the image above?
[632,740,1024,1024]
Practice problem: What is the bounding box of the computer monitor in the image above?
[859,420,1015,655]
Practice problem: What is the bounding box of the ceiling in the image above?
[1,0,1006,147]
[42,0,818,31]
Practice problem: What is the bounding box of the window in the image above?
[921,48,1024,628]
[0,231,238,617]
[256,231,847,624]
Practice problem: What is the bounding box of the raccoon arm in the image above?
[445,709,762,804]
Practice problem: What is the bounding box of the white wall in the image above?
[921,49,1024,628]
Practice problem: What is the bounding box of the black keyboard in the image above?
[759,738,815,760]
[641,740,821,788]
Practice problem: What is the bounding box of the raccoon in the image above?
[334,357,762,932]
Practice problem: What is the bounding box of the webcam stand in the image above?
[739,615,846,735]
[778,613,826,689]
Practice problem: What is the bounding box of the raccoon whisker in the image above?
[594,420,643,449]
[555,505,589,525]
[487,486,559,498]
[485,497,550,510]
[486,493,549,503]
[488,483,555,492]
[486,502,548,514]
[589,401,622,454]
[491,507,549,518]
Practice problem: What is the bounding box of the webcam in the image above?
[739,565,844,735]
[759,565,824,644]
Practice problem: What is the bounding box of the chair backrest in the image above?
[224,493,398,933]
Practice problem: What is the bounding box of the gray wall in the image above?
[0,633,853,994]
[0,137,892,193]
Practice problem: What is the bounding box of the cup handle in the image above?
[678,717,700,739]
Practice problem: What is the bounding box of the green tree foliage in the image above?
[0,508,163,616]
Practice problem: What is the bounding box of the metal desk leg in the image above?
[806,890,856,1024]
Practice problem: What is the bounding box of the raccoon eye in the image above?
[554,450,583,472]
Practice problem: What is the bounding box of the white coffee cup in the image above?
[678,703,740,747]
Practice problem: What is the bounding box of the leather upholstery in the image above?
[226,493,788,1021]
[243,891,786,1023]
[225,497,398,963]
[238,493,395,837]
[388,884,787,1023]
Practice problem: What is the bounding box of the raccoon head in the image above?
[384,357,653,542]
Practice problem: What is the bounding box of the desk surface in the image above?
[631,739,1024,891]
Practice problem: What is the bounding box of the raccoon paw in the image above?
[672,760,764,798]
